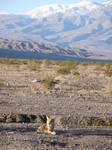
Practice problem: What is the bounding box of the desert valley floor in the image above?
[0,58,112,150]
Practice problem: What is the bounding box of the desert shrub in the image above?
[94,62,105,67]
[104,64,112,77]
[104,120,112,126]
[0,57,29,65]
[27,63,37,71]
[0,80,6,87]
[57,67,71,75]
[55,60,64,66]
[81,62,93,66]
[43,59,53,66]
[73,71,80,76]
[64,60,75,67]
[28,59,42,65]
[0,57,16,64]
[92,120,112,126]
[56,60,80,67]
[35,60,43,65]
[60,116,112,126]
[27,59,38,71]
[92,120,105,126]
[56,60,81,75]
[81,61,105,66]
[42,77,55,89]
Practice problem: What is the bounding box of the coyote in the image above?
[37,116,56,135]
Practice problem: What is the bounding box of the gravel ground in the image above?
[0,62,112,149]
[0,123,112,150]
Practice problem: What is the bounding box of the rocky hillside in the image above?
[0,38,96,60]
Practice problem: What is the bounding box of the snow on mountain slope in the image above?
[103,0,112,6]
[25,4,67,18]
[0,0,112,56]
[25,1,99,18]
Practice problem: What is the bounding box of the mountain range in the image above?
[0,0,112,59]
[0,38,98,61]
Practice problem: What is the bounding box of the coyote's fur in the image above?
[37,116,56,135]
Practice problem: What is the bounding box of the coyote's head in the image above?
[47,116,55,131]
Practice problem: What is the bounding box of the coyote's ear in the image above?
[46,116,49,119]
[46,116,50,120]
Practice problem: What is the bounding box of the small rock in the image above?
[32,79,37,83]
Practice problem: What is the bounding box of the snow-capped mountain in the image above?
[0,0,112,57]
[25,1,99,18]
[103,0,112,6]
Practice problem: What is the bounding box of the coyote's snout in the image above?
[37,116,56,135]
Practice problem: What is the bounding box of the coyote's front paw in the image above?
[49,131,56,135]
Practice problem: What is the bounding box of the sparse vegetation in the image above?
[92,119,112,126]
[56,60,80,75]
[94,62,105,67]
[104,64,112,77]
[0,57,29,65]
[105,120,112,126]
[61,116,112,127]
[57,67,71,75]
[0,79,6,87]
[73,71,80,76]
[56,60,80,68]
[0,57,16,64]
[0,113,112,126]
[42,77,55,89]
[43,59,54,66]
[27,63,37,71]
[92,120,105,126]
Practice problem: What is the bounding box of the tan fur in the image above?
[37,116,56,135]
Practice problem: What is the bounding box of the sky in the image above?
[0,0,109,14]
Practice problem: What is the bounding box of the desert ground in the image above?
[0,58,112,150]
